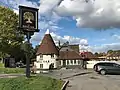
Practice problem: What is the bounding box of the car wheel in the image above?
[100,70,106,75]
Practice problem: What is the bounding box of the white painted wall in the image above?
[35,54,58,69]
[61,60,63,66]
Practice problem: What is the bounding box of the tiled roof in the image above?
[60,42,79,53]
[80,52,97,59]
[57,50,82,60]
[69,45,79,53]
[57,43,82,60]
[107,52,120,57]
[36,34,59,55]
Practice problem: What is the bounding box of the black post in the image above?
[26,32,31,78]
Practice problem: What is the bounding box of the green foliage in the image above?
[0,68,25,74]
[0,63,4,67]
[107,50,113,54]
[21,42,36,61]
[34,45,39,53]
[0,6,24,58]
[0,76,63,90]
[94,52,99,56]
[94,52,106,57]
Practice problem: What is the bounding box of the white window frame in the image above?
[40,64,43,68]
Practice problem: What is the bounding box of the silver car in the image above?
[93,62,120,75]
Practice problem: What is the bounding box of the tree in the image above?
[21,42,36,63]
[34,45,39,53]
[0,6,24,59]
[94,52,99,57]
[107,50,113,54]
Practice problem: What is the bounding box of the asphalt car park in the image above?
[38,68,120,90]
[65,70,120,90]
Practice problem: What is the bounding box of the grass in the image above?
[0,68,25,74]
[0,63,4,67]
[0,63,25,74]
[0,76,63,90]
[0,64,64,90]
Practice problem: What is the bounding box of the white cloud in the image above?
[31,31,120,53]
[38,21,49,30]
[90,43,120,53]
[50,32,91,52]
[55,0,120,29]
[3,0,120,29]
[51,32,83,45]
[3,0,120,53]
[38,18,62,31]
[79,45,91,52]
[80,39,88,46]
[18,0,38,8]
[79,39,91,52]
[31,31,88,46]
[30,32,44,46]
[39,0,61,16]
[26,29,120,53]
[1,0,63,31]
[38,1,63,31]
[1,0,38,14]
[112,34,120,40]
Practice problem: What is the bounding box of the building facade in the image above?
[34,29,85,71]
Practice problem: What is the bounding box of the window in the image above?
[98,63,113,66]
[59,61,61,65]
[40,64,43,68]
[74,60,76,64]
[78,60,80,64]
[51,54,54,58]
[40,54,43,58]
[67,60,69,65]
[71,60,73,64]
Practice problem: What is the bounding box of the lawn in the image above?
[0,63,4,67]
[0,76,63,90]
[0,68,25,74]
[0,63,25,74]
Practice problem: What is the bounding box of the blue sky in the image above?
[1,0,120,53]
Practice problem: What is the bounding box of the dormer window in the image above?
[51,54,54,58]
[40,54,43,58]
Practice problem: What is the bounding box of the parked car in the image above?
[93,62,120,75]
[16,62,24,68]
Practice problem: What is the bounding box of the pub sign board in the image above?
[19,6,39,32]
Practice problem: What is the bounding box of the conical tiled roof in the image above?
[36,30,59,55]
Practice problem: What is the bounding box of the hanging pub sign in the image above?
[19,6,39,32]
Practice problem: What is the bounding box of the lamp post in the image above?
[18,6,39,78]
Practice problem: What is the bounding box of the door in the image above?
[113,63,120,74]
[104,63,115,73]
